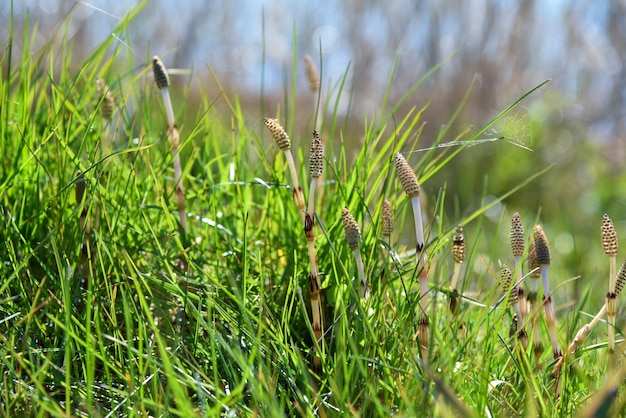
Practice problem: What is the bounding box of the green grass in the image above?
[2,3,626,417]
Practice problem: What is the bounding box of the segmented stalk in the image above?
[449,226,464,315]
[152,56,187,232]
[306,130,324,357]
[534,225,561,359]
[527,241,543,360]
[265,121,324,368]
[602,214,618,353]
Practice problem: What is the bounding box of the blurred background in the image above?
[3,0,626,301]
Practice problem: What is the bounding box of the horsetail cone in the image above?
[342,208,361,251]
[96,78,115,120]
[382,199,393,238]
[309,130,324,178]
[264,118,291,151]
[602,214,618,257]
[500,264,518,306]
[527,241,540,279]
[394,153,420,197]
[152,56,170,89]
[534,225,551,266]
[304,54,320,93]
[452,226,465,263]
[510,212,525,257]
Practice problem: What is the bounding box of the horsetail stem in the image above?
[527,241,543,360]
[394,152,429,361]
[601,214,618,353]
[152,56,187,233]
[449,226,464,315]
[342,208,367,298]
[394,152,427,297]
[305,130,324,359]
[500,262,525,345]
[265,120,324,368]
[152,56,175,127]
[534,225,561,358]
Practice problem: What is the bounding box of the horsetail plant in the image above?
[527,241,543,361]
[342,208,368,299]
[552,258,626,379]
[601,214,618,353]
[499,264,517,332]
[153,56,188,233]
[534,224,562,359]
[510,212,527,320]
[96,77,115,153]
[509,212,528,348]
[449,226,465,315]
[304,54,321,130]
[381,199,393,242]
[394,152,429,362]
[305,130,325,363]
[265,119,324,367]
[263,118,307,217]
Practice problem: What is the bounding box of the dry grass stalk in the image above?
[534,225,561,359]
[394,152,429,361]
[342,208,368,298]
[152,56,188,233]
[448,226,464,315]
[601,214,618,353]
